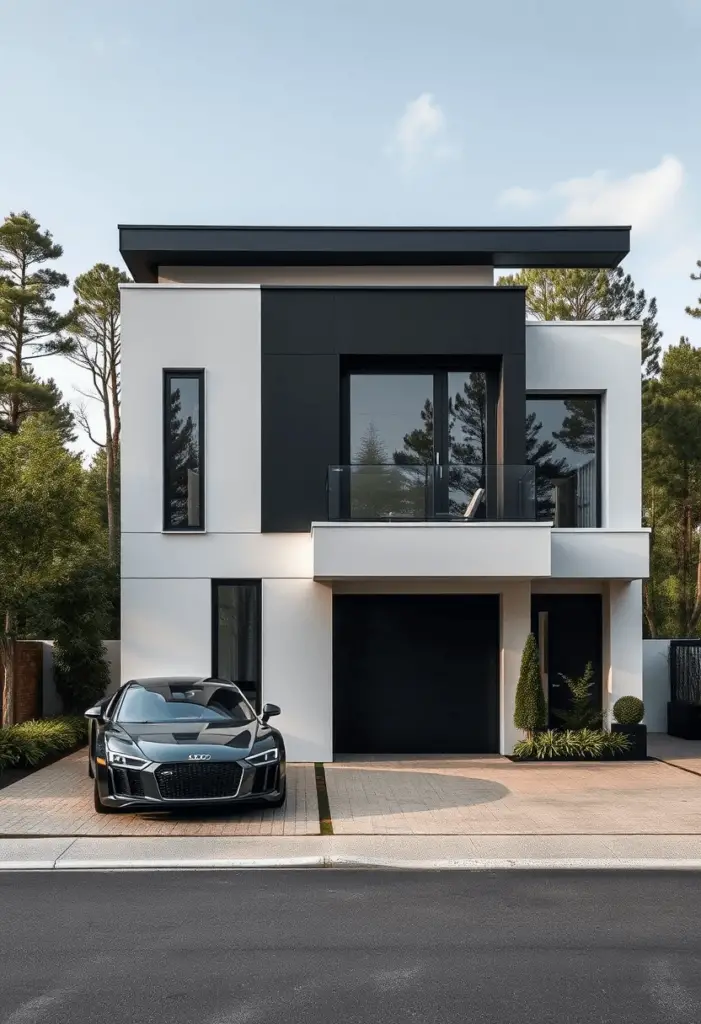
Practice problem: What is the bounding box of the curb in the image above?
[4,856,701,872]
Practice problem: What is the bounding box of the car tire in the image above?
[93,779,116,814]
[268,777,287,809]
[88,749,94,779]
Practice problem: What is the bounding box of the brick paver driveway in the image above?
[0,750,320,836]
[325,751,701,835]
[4,740,701,838]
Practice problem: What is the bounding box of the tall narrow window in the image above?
[212,581,261,711]
[163,369,205,530]
[526,396,600,526]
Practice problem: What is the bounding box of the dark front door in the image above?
[531,595,603,727]
[333,594,499,754]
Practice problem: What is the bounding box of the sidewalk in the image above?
[4,834,701,870]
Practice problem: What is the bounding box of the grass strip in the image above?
[314,762,334,835]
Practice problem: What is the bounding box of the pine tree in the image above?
[685,260,701,321]
[0,211,73,428]
[0,360,75,443]
[66,263,128,561]
[514,633,547,737]
[498,266,662,378]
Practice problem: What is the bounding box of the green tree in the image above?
[643,339,701,637]
[0,212,73,428]
[685,260,701,321]
[0,418,100,722]
[498,266,662,377]
[66,264,128,561]
[0,360,75,443]
[514,633,547,738]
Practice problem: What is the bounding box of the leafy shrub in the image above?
[514,633,547,737]
[553,663,603,730]
[53,638,110,713]
[613,696,644,726]
[512,728,631,760]
[0,716,87,772]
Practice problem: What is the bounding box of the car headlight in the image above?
[107,750,151,769]
[246,747,279,766]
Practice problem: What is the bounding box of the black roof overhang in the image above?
[118,225,631,283]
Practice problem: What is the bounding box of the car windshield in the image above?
[117,683,256,724]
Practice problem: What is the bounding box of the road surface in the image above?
[1,869,700,1023]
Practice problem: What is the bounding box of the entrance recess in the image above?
[333,594,499,754]
[531,595,603,727]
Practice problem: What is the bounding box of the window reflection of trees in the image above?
[166,384,201,528]
[351,374,487,519]
[526,398,597,526]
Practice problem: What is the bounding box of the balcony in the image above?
[326,463,537,522]
[314,464,552,580]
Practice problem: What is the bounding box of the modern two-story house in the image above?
[119,225,649,762]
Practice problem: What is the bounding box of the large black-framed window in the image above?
[526,394,601,527]
[163,369,205,531]
[341,360,499,519]
[212,580,261,712]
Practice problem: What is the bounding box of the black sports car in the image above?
[85,677,286,813]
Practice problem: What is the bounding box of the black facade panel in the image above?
[261,353,340,532]
[261,287,526,532]
[262,287,526,356]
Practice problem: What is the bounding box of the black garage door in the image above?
[333,594,499,754]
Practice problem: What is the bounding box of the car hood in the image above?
[106,721,263,763]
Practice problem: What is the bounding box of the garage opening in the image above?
[333,594,500,755]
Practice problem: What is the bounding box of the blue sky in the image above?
[2,0,700,450]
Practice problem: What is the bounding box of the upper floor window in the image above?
[163,369,205,530]
[526,395,600,527]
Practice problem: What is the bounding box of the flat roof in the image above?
[118,224,631,282]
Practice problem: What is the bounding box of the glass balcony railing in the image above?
[326,464,537,522]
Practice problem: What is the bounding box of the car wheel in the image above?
[93,779,116,814]
[88,747,94,779]
[268,777,287,809]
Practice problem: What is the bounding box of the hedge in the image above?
[0,717,88,773]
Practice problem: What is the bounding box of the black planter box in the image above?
[612,723,647,759]
[667,701,701,740]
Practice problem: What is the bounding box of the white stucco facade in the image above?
[120,284,648,760]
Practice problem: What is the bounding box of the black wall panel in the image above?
[261,287,526,531]
[261,353,340,532]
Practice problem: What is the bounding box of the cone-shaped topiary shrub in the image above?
[613,696,644,726]
[514,633,547,738]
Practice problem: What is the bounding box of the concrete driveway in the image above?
[325,743,701,835]
[1,738,701,838]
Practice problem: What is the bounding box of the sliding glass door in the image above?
[346,370,489,519]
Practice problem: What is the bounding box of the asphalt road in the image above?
[1,870,701,1024]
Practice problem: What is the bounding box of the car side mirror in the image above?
[84,706,105,722]
[261,703,281,723]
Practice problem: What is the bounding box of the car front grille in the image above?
[112,767,145,798]
[154,762,243,800]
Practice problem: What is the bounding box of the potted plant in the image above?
[514,633,547,738]
[611,696,647,759]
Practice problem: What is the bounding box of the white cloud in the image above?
[498,155,685,234]
[387,93,454,171]
[555,156,684,231]
[498,186,540,209]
